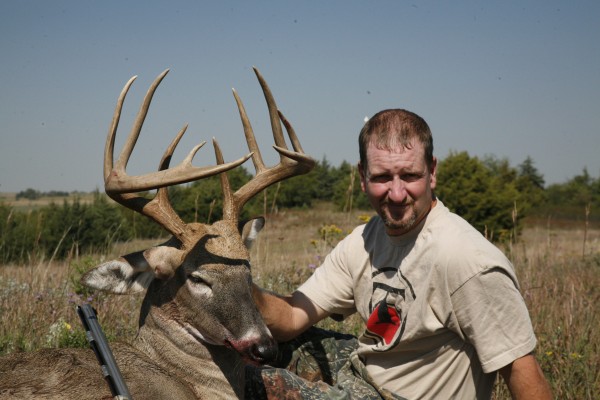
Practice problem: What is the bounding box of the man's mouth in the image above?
[385,202,412,214]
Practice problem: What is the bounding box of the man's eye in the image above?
[370,175,390,183]
[402,174,420,182]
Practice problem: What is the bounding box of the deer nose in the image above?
[251,340,278,363]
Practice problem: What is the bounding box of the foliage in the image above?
[45,318,88,349]
[436,152,521,240]
[515,156,547,215]
[543,167,600,222]
[331,161,370,211]
[2,205,598,398]
[15,188,41,201]
[0,193,130,264]
[38,192,130,260]
[0,203,44,263]
[69,256,100,297]
[15,188,69,200]
[1,156,598,263]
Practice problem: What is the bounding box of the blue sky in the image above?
[1,1,599,193]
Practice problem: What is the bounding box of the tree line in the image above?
[15,189,70,200]
[1,153,598,264]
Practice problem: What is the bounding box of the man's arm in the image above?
[253,284,330,342]
[499,353,552,399]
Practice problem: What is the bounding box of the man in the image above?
[251,109,552,399]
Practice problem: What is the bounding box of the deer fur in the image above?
[0,219,274,399]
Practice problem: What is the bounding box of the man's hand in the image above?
[499,353,552,399]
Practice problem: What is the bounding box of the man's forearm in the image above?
[252,284,298,342]
[252,284,329,342]
[499,354,552,399]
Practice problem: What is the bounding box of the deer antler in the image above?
[104,68,315,248]
[218,67,316,222]
[104,69,252,244]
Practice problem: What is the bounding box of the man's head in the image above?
[358,109,437,236]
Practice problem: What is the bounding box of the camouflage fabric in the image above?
[245,327,406,400]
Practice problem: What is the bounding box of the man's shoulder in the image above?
[423,202,515,284]
[427,202,496,249]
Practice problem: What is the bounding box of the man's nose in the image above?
[387,177,407,202]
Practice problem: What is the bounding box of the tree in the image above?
[332,161,370,211]
[517,156,545,190]
[545,168,597,221]
[16,188,41,201]
[436,151,522,240]
[513,156,548,217]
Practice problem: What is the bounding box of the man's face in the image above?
[359,140,437,236]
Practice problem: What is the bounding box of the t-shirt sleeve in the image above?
[451,267,537,373]
[297,233,358,318]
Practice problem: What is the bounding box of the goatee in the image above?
[381,204,418,233]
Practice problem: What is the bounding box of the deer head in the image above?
[82,68,315,365]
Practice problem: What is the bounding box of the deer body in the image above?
[0,69,315,399]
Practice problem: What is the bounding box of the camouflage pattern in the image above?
[245,327,407,400]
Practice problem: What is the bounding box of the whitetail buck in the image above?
[0,68,315,399]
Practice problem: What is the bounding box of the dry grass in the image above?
[0,192,95,212]
[0,202,598,398]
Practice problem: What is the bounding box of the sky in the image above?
[1,1,599,193]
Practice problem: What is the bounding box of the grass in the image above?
[0,202,598,399]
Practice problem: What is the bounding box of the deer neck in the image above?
[134,295,246,399]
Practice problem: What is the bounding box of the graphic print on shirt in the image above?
[364,267,416,350]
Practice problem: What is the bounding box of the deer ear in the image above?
[240,217,265,249]
[82,256,153,294]
[82,245,183,294]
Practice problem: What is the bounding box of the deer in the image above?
[0,68,315,399]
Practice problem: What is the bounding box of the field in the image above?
[0,192,95,212]
[0,202,598,399]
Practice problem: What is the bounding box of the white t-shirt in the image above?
[298,201,537,399]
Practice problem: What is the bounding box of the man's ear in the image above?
[358,162,367,193]
[430,157,438,190]
[240,217,265,249]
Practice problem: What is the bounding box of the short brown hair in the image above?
[359,109,434,170]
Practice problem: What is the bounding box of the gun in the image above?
[77,304,132,400]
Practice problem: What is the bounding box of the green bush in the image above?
[436,152,521,241]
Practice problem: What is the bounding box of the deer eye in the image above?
[189,273,212,287]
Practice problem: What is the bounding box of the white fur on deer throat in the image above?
[184,323,222,346]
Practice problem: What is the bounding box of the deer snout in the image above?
[227,334,277,366]
[249,338,278,364]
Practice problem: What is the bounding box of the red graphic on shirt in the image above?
[366,302,401,345]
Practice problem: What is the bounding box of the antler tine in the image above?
[104,75,137,182]
[253,67,287,149]
[104,70,254,242]
[232,89,267,175]
[278,110,306,153]
[212,138,238,222]
[105,71,253,194]
[149,124,192,241]
[223,68,316,222]
[114,70,170,176]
